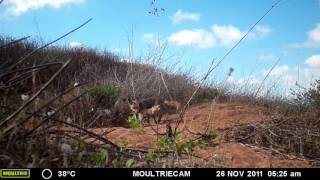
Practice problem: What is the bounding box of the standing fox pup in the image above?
[127,97,158,125]
[127,97,181,125]
[127,97,156,115]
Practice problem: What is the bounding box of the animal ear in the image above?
[127,96,132,103]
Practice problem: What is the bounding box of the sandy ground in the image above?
[86,102,309,167]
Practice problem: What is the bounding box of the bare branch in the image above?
[0,62,61,78]
[0,59,72,128]
[254,55,282,97]
[0,18,92,77]
[173,0,283,135]
[0,36,30,49]
[1,83,87,134]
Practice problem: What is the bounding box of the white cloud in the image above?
[262,65,290,76]
[168,24,271,49]
[305,54,320,68]
[142,33,155,41]
[142,33,168,47]
[260,64,320,88]
[254,25,271,36]
[142,33,158,45]
[227,75,260,85]
[257,54,275,61]
[308,24,320,44]
[170,9,200,24]
[227,62,319,96]
[228,64,320,97]
[270,65,290,76]
[168,29,215,48]
[248,25,271,39]
[280,74,297,85]
[211,25,243,47]
[289,23,320,48]
[278,66,320,87]
[259,66,296,87]
[3,0,84,17]
[69,41,82,48]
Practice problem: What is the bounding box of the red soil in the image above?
[87,102,309,167]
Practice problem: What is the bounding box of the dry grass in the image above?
[0,36,223,167]
[0,34,319,167]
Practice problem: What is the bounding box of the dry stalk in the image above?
[0,18,92,76]
[0,59,72,129]
[0,36,30,49]
[1,82,86,135]
[173,0,283,135]
[254,55,282,98]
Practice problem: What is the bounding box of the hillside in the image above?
[0,37,319,168]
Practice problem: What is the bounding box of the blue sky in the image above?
[0,0,320,96]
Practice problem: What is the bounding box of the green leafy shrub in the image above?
[87,84,119,108]
[157,133,197,156]
[71,154,82,165]
[125,159,135,168]
[112,139,131,167]
[146,150,159,161]
[193,87,220,103]
[127,114,141,129]
[119,139,129,151]
[156,133,178,151]
[178,140,196,154]
[90,149,108,167]
[292,79,320,110]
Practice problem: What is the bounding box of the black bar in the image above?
[0,168,318,180]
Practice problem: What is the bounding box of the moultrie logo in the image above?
[0,169,30,178]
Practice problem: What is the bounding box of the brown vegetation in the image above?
[1,32,319,168]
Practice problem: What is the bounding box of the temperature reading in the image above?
[58,171,76,178]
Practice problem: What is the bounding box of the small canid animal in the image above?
[138,104,162,125]
[127,97,156,114]
[128,97,182,125]
[127,97,158,125]
[163,100,182,113]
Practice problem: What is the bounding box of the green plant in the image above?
[156,132,197,153]
[77,141,85,151]
[112,139,132,168]
[127,114,141,129]
[156,133,179,151]
[125,159,135,168]
[292,79,320,110]
[71,154,82,165]
[119,139,129,151]
[87,84,119,108]
[199,130,218,146]
[178,140,196,155]
[146,149,159,161]
[90,149,108,167]
[193,87,220,103]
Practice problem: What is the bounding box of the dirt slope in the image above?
[87,102,309,167]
